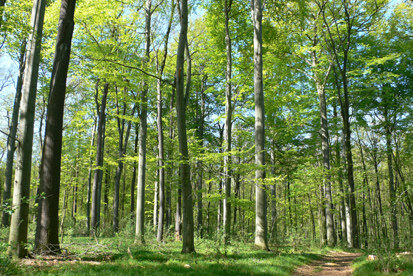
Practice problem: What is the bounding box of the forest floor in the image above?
[292,251,362,275]
[1,230,412,275]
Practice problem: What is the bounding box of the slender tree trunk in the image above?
[2,41,25,227]
[252,0,268,251]
[8,0,46,259]
[35,0,76,254]
[356,131,369,248]
[113,89,134,233]
[175,0,194,253]
[130,126,138,219]
[270,149,277,243]
[384,104,399,250]
[318,183,327,246]
[153,178,158,229]
[91,82,109,236]
[222,0,233,244]
[135,0,151,243]
[86,120,97,234]
[316,80,335,246]
[308,194,316,242]
[196,77,206,238]
[155,3,173,241]
[166,84,175,232]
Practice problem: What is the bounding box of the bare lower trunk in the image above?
[175,0,194,253]
[91,83,109,236]
[35,0,76,254]
[8,0,46,258]
[223,0,233,245]
[135,0,152,243]
[252,0,268,251]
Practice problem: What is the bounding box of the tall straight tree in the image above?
[2,40,25,227]
[223,0,233,244]
[8,0,46,259]
[35,0,76,254]
[90,82,109,235]
[175,0,194,253]
[251,0,268,251]
[135,0,151,243]
[156,0,174,242]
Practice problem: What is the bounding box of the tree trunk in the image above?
[135,0,151,243]
[35,0,76,254]
[270,149,277,243]
[316,80,335,246]
[384,104,399,250]
[196,76,206,238]
[130,126,138,219]
[156,1,174,243]
[86,119,96,234]
[2,40,25,227]
[91,82,109,236]
[8,0,46,259]
[113,88,134,233]
[175,0,194,253]
[252,0,268,251]
[223,0,233,244]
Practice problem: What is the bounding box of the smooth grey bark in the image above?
[91,82,109,236]
[175,0,194,253]
[35,0,76,254]
[2,41,25,227]
[8,0,46,259]
[251,0,268,251]
[135,0,151,243]
[223,0,233,244]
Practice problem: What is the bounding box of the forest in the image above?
[0,0,412,274]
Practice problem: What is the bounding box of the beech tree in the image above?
[35,0,76,254]
[252,0,268,251]
[8,0,46,258]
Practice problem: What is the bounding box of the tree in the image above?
[90,82,109,236]
[223,0,233,244]
[135,0,152,243]
[35,0,76,254]
[8,0,46,258]
[156,0,174,242]
[175,0,194,253]
[252,0,268,251]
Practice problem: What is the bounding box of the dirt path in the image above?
[292,251,362,276]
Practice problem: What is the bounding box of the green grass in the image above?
[352,252,413,275]
[0,235,320,275]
